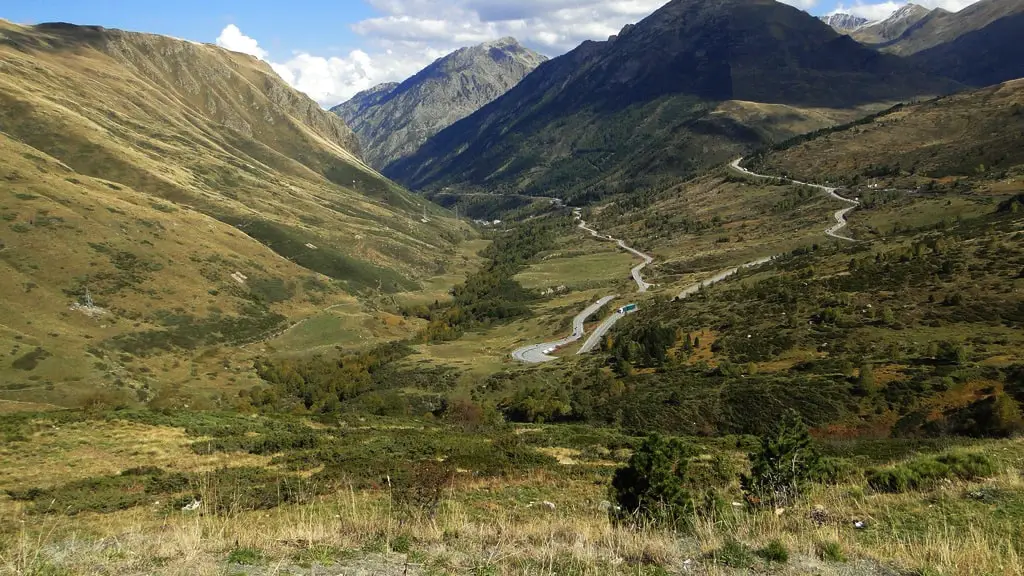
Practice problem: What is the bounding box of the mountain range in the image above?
[331,38,546,170]
[849,4,936,44]
[384,0,961,201]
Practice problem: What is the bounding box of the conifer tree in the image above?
[741,411,821,507]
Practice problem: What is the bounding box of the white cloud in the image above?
[220,0,987,109]
[215,24,444,108]
[215,24,267,59]
[215,1,669,108]
[779,0,821,9]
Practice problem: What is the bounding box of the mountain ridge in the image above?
[819,13,870,32]
[331,38,547,169]
[385,0,960,201]
[0,19,466,402]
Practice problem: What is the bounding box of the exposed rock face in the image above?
[819,13,870,32]
[850,4,934,45]
[331,38,546,169]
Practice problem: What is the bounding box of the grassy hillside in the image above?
[0,21,471,408]
[747,79,1024,194]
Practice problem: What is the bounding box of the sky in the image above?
[2,0,984,108]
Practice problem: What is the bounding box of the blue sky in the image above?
[1,0,375,58]
[2,0,979,107]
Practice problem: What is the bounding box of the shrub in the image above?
[391,461,456,520]
[757,539,789,563]
[818,541,846,562]
[390,534,412,554]
[815,457,858,484]
[713,538,754,568]
[610,434,694,527]
[227,546,264,565]
[741,411,822,507]
[947,393,1024,438]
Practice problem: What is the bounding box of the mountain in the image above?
[819,13,870,32]
[0,20,464,405]
[385,0,959,202]
[905,0,1024,87]
[331,38,547,170]
[875,0,1023,55]
[850,4,935,44]
[336,82,400,118]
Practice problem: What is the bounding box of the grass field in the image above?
[2,409,1022,576]
[514,236,638,291]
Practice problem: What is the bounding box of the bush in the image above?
[391,460,456,520]
[610,435,694,528]
[818,541,846,562]
[947,393,1024,438]
[741,412,822,507]
[867,451,998,493]
[713,538,754,568]
[757,539,789,563]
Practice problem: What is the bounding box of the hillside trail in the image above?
[511,157,860,363]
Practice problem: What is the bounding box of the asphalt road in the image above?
[729,158,860,242]
[675,256,776,300]
[576,309,624,355]
[512,210,653,363]
[575,212,654,292]
[511,295,617,363]
[514,156,851,363]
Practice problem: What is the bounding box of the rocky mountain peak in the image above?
[819,13,870,32]
[331,38,546,169]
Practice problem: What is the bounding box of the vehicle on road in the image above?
[617,303,638,314]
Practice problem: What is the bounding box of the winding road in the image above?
[512,157,859,363]
[511,295,617,363]
[511,210,654,363]
[729,158,859,242]
[575,210,654,293]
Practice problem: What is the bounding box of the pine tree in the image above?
[741,411,821,507]
[610,434,694,527]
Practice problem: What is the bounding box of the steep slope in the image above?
[878,0,1023,55]
[907,0,1024,87]
[386,0,958,202]
[331,38,546,169]
[819,13,870,32]
[335,82,400,118]
[0,20,467,406]
[850,4,934,44]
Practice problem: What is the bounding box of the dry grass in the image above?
[0,420,272,495]
[0,21,474,409]
[3,463,1022,575]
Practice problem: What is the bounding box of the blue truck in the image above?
[617,303,638,314]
